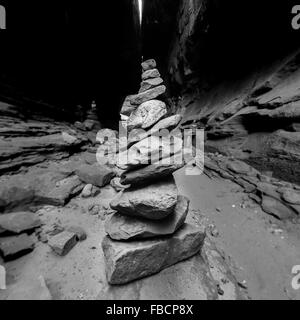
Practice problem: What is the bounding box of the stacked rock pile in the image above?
[101,59,206,285]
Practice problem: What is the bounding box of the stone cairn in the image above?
[85,100,102,131]
[102,59,206,285]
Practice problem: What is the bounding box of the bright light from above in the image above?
[138,0,143,25]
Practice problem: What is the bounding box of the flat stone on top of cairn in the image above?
[142,59,157,71]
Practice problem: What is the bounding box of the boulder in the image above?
[269,130,300,161]
[151,114,182,131]
[226,160,258,176]
[141,59,157,71]
[139,77,163,93]
[127,128,149,147]
[80,184,100,198]
[106,195,189,240]
[0,211,41,235]
[0,132,86,175]
[83,152,97,164]
[98,238,243,300]
[117,134,183,170]
[37,175,84,206]
[120,162,183,187]
[0,234,35,260]
[76,163,115,187]
[256,182,280,200]
[110,179,178,220]
[110,177,130,192]
[0,169,85,213]
[127,114,182,146]
[48,231,78,256]
[141,69,160,81]
[62,132,78,144]
[0,183,35,213]
[261,195,297,220]
[102,223,205,285]
[280,188,300,205]
[127,100,167,131]
[129,85,166,105]
[120,95,137,116]
[81,184,93,198]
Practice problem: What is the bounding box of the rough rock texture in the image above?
[98,237,243,300]
[151,114,182,131]
[202,153,300,220]
[110,177,130,192]
[0,234,35,260]
[66,226,87,242]
[102,223,205,285]
[0,211,41,235]
[117,134,183,170]
[106,195,189,240]
[127,114,182,147]
[281,188,300,205]
[139,77,164,93]
[141,69,161,81]
[127,100,167,131]
[129,85,166,105]
[81,184,93,198]
[0,103,88,174]
[0,132,85,174]
[0,164,86,213]
[261,196,296,220]
[110,179,178,220]
[120,95,137,116]
[48,231,78,256]
[141,59,157,72]
[76,164,115,188]
[37,175,84,206]
[164,0,300,186]
[120,162,183,187]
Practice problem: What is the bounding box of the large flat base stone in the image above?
[98,238,243,300]
[102,223,205,285]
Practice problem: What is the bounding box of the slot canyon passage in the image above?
[0,0,300,300]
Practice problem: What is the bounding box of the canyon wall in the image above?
[166,0,300,184]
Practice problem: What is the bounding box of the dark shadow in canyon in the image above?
[0,1,142,128]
